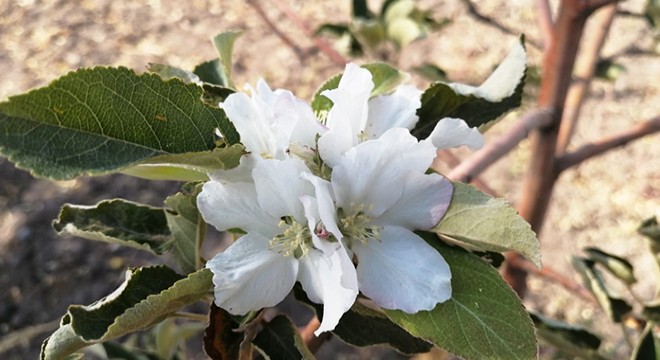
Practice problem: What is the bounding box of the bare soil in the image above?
[0,0,658,359]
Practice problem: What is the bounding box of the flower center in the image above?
[270,217,311,258]
[338,205,381,247]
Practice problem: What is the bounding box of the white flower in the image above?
[321,128,454,312]
[318,63,484,167]
[197,157,357,335]
[221,79,325,160]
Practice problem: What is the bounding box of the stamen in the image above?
[339,205,381,247]
[270,217,311,258]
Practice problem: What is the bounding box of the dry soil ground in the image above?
[0,0,658,359]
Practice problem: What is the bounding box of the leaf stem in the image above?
[171,311,208,322]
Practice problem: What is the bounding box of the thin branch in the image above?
[246,0,305,59]
[437,150,498,196]
[536,0,554,49]
[556,3,618,154]
[584,0,620,13]
[265,0,348,66]
[448,109,553,183]
[461,0,543,50]
[556,116,660,172]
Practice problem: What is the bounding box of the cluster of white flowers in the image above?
[197,64,484,335]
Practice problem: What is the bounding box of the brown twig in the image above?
[265,0,348,66]
[448,109,553,183]
[536,0,554,49]
[461,0,543,50]
[509,0,597,298]
[556,116,660,172]
[437,150,498,196]
[299,316,332,353]
[246,0,305,59]
[556,3,618,154]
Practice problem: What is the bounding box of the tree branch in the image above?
[448,109,553,183]
[265,0,348,66]
[437,150,498,196]
[246,0,305,59]
[300,316,332,353]
[556,3,617,154]
[536,0,554,49]
[556,116,660,172]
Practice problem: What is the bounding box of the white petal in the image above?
[197,180,280,237]
[365,85,422,139]
[426,117,484,150]
[375,172,453,230]
[209,154,261,184]
[253,158,312,221]
[272,90,326,148]
[353,226,452,313]
[301,173,342,241]
[206,233,299,315]
[221,91,277,156]
[332,128,437,216]
[298,247,358,335]
[318,63,374,167]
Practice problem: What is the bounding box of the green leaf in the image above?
[311,63,407,120]
[572,257,632,323]
[352,0,371,19]
[193,59,225,87]
[120,144,245,181]
[164,184,203,274]
[212,31,243,89]
[53,199,171,254]
[293,286,432,354]
[385,234,537,360]
[154,318,205,360]
[413,63,449,82]
[632,323,660,360]
[41,267,213,360]
[412,37,526,138]
[253,315,314,360]
[645,0,660,29]
[529,312,606,360]
[433,182,541,267]
[594,59,626,81]
[584,247,637,285]
[386,17,422,48]
[147,63,201,84]
[0,67,239,180]
[639,217,660,242]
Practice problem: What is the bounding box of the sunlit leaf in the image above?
[253,315,314,360]
[529,312,605,360]
[433,182,541,267]
[212,31,243,89]
[53,199,171,254]
[41,267,213,360]
[584,247,636,285]
[0,67,239,180]
[412,37,526,137]
[165,183,203,274]
[147,63,201,84]
[413,63,449,82]
[572,257,632,323]
[385,233,537,360]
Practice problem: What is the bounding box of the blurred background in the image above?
[0,0,658,358]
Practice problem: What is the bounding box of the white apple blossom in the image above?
[318,63,484,167]
[198,157,357,335]
[320,128,454,312]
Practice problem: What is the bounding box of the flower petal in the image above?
[426,117,484,150]
[298,247,358,335]
[332,128,437,216]
[208,154,261,184]
[318,63,374,167]
[375,172,453,230]
[353,226,452,313]
[301,172,342,241]
[197,180,280,237]
[365,85,422,139]
[253,158,312,221]
[206,233,299,315]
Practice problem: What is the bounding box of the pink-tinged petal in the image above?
[353,226,451,313]
[300,195,338,255]
[206,233,299,315]
[253,158,312,221]
[375,172,453,230]
[332,128,437,216]
[426,117,484,150]
[197,180,280,237]
[365,85,422,139]
[298,247,359,335]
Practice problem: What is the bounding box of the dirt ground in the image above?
[0,0,658,359]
